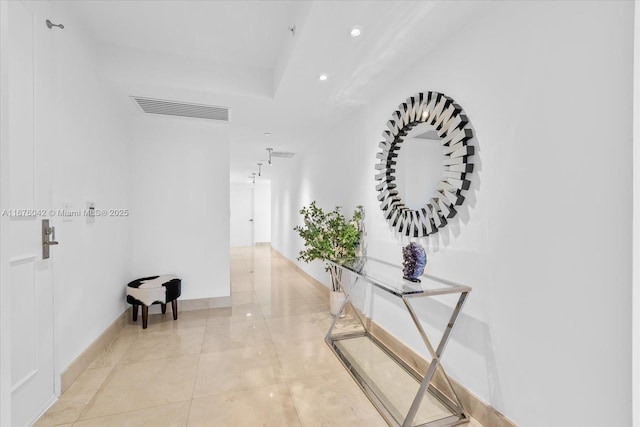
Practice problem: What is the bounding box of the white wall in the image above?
[254,180,271,243]
[35,3,134,379]
[130,116,230,302]
[271,2,634,426]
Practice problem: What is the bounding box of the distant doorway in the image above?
[230,185,254,247]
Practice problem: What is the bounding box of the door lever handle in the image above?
[42,220,59,258]
[44,226,58,245]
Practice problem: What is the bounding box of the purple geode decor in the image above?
[402,243,427,283]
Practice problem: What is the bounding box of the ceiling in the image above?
[56,0,485,184]
[62,0,306,71]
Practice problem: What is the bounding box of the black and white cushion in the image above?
[126,275,181,329]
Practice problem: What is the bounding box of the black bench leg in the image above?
[171,299,178,321]
[132,304,138,322]
[142,305,148,329]
[161,303,167,314]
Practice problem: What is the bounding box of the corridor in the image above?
[35,246,483,426]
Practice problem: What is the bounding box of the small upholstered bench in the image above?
[126,275,181,329]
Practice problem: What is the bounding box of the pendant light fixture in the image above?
[266,148,273,166]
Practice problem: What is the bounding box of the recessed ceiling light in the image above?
[264,132,270,137]
[350,27,362,37]
[319,74,328,81]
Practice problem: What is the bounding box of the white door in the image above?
[230,185,254,247]
[1,2,56,425]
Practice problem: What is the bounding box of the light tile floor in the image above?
[35,246,483,427]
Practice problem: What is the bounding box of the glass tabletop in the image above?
[328,257,471,298]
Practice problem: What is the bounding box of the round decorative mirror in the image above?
[375,91,474,237]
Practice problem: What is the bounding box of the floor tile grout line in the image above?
[70,364,118,424]
[73,353,201,423]
[185,352,202,426]
[71,399,193,425]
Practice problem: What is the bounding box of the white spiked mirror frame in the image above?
[375,91,474,237]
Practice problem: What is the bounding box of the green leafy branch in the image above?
[293,202,364,291]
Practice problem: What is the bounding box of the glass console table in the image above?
[325,257,471,427]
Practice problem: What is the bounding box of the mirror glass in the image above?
[394,123,445,211]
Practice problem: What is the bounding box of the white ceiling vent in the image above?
[131,97,229,122]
